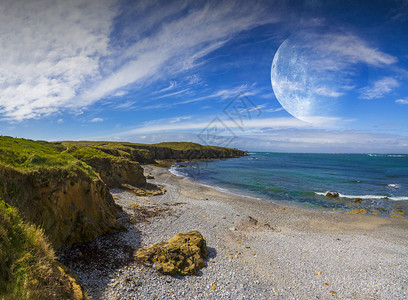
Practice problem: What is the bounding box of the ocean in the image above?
[170,152,408,216]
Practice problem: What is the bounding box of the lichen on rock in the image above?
[134,230,208,275]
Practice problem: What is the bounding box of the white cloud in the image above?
[114,101,137,110]
[0,0,116,121]
[90,117,104,123]
[264,107,284,113]
[154,88,190,99]
[113,91,128,97]
[359,77,399,99]
[57,118,64,124]
[0,0,280,121]
[307,31,398,73]
[178,84,255,105]
[314,87,343,98]
[153,81,177,94]
[113,116,347,136]
[80,1,278,103]
[169,116,193,123]
[323,34,397,67]
[395,98,408,104]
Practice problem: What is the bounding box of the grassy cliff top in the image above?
[0,136,97,178]
[0,136,246,173]
[61,140,242,152]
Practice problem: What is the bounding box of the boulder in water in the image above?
[325,191,339,198]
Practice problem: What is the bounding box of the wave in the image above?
[168,165,186,178]
[367,154,407,157]
[315,192,408,201]
[387,184,400,189]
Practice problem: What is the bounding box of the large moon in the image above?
[271,27,368,123]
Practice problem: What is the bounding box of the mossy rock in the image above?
[134,230,208,275]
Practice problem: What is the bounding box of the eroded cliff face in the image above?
[77,156,146,189]
[92,144,247,164]
[0,165,124,248]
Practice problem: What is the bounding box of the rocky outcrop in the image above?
[134,230,208,275]
[125,144,247,161]
[0,164,124,248]
[325,191,339,198]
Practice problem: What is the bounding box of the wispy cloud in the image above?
[310,31,398,72]
[154,88,189,99]
[81,1,279,104]
[315,87,343,98]
[0,0,280,121]
[178,84,256,105]
[359,77,399,99]
[169,116,192,123]
[264,107,284,113]
[113,91,128,97]
[90,117,104,123]
[138,84,259,111]
[115,101,137,110]
[395,98,408,104]
[153,81,177,94]
[113,116,347,137]
[0,0,116,121]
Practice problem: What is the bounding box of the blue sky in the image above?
[0,0,407,153]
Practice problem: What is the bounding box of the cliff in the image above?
[0,137,246,249]
[62,141,247,163]
[0,136,246,299]
[65,144,146,189]
[0,199,86,299]
[0,137,124,249]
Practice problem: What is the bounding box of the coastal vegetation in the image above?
[0,199,85,299]
[0,135,245,249]
[0,136,245,298]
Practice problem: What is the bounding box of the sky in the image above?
[0,0,407,153]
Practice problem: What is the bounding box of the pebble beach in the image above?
[58,165,408,299]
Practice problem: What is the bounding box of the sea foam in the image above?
[315,192,408,201]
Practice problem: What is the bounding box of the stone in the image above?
[325,191,339,198]
[134,230,208,275]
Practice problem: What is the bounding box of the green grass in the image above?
[0,200,82,299]
[64,144,122,161]
[0,136,97,179]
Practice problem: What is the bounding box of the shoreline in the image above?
[60,165,408,299]
[168,161,408,216]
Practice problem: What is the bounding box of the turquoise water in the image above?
[170,153,408,216]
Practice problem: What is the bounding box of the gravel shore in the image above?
[58,165,408,299]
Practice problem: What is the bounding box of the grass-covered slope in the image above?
[64,144,146,188]
[0,200,85,300]
[0,137,246,248]
[0,137,124,248]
